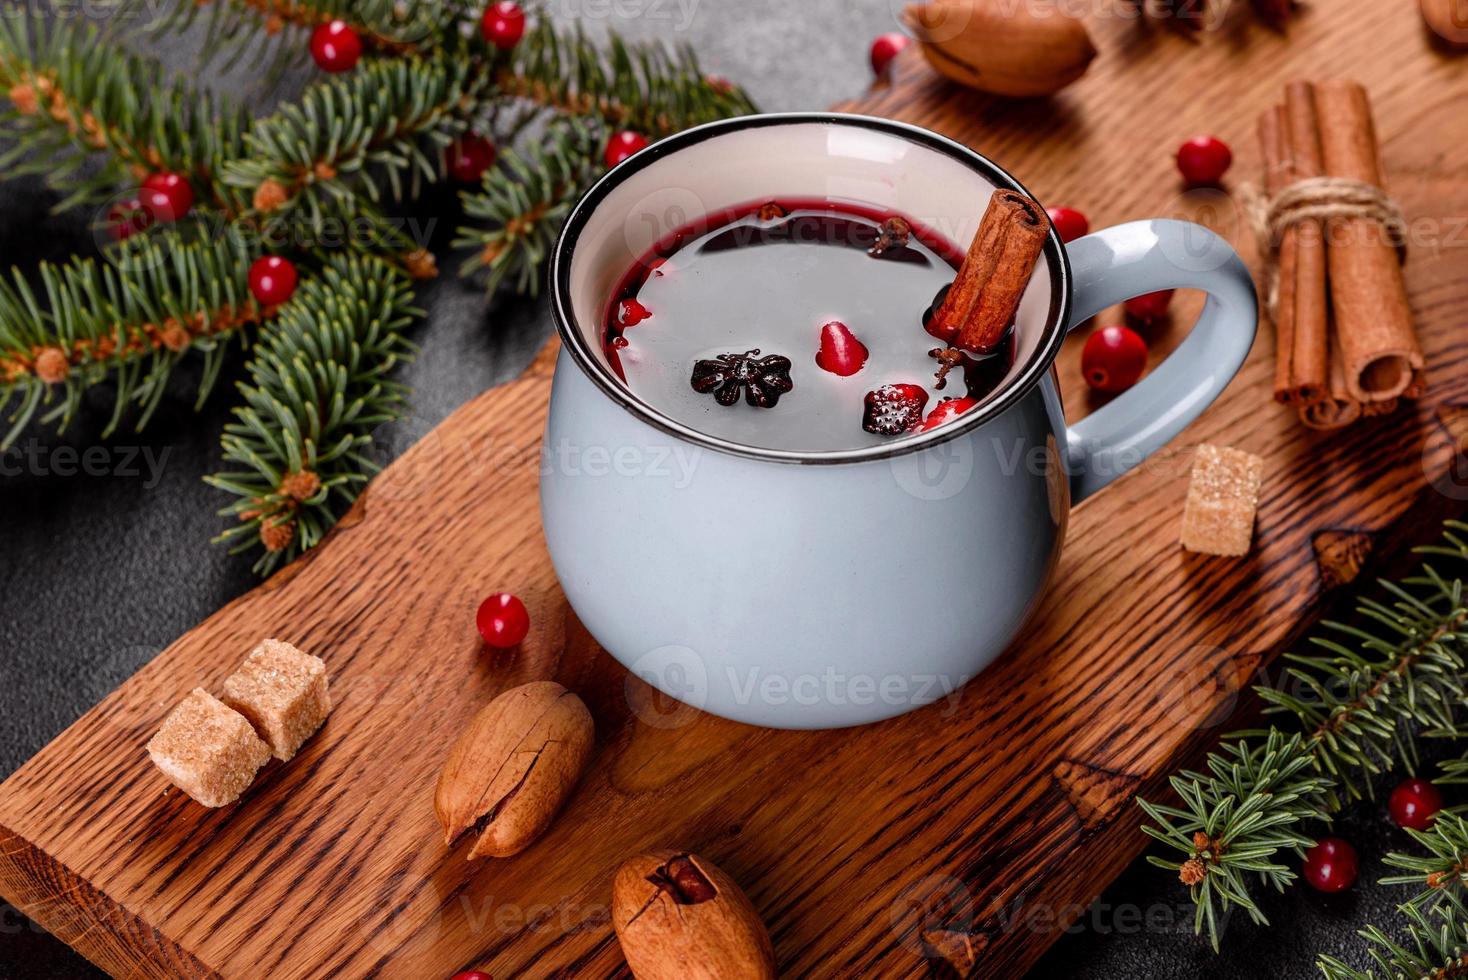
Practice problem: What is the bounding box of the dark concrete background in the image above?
[0,2,1455,977]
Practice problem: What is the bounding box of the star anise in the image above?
[690,349,794,408]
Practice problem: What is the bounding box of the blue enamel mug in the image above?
[541,114,1257,729]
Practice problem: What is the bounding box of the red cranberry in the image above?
[863,383,929,435]
[815,321,869,377]
[248,256,298,307]
[481,1,526,50]
[447,135,498,183]
[108,197,154,241]
[449,973,492,980]
[870,33,911,76]
[141,172,194,222]
[1176,135,1233,185]
[1302,837,1358,893]
[477,593,529,648]
[1046,207,1089,244]
[1389,778,1443,831]
[310,21,362,73]
[605,131,650,169]
[1124,290,1174,325]
[918,397,979,432]
[1081,325,1148,393]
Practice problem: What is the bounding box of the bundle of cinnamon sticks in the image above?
[1257,80,1424,430]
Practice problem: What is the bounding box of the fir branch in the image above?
[1138,527,1468,951]
[452,117,600,295]
[1138,731,1332,948]
[206,253,416,575]
[0,13,249,212]
[500,21,756,137]
[1436,751,1468,799]
[0,229,265,447]
[222,53,489,229]
[127,0,468,73]
[1317,892,1468,980]
[1380,812,1468,909]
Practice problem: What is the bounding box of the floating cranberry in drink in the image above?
[603,198,1019,452]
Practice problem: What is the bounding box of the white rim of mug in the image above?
[549,112,1073,466]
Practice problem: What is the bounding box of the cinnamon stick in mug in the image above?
[930,189,1048,353]
[1314,80,1423,403]
[1282,81,1330,403]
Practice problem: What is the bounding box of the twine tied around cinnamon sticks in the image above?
[1253,80,1425,431]
[1244,176,1407,321]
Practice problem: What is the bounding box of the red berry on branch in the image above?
[1389,778,1444,831]
[141,172,194,222]
[815,321,869,377]
[1124,290,1175,325]
[311,21,362,73]
[918,397,979,432]
[248,256,298,307]
[604,130,650,169]
[1046,207,1089,244]
[1081,325,1148,393]
[447,134,498,184]
[481,2,526,50]
[1302,837,1358,893]
[477,592,529,648]
[1176,135,1232,185]
[108,198,154,241]
[870,33,911,76]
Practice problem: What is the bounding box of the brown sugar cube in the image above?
[147,688,271,808]
[222,639,331,762]
[1180,444,1265,557]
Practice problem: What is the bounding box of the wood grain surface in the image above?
[4,4,1468,977]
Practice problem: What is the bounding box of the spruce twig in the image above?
[206,253,417,574]
[222,54,490,231]
[0,229,264,446]
[0,13,250,212]
[0,2,758,576]
[1380,812,1468,909]
[1138,527,1468,950]
[499,20,756,137]
[1317,892,1468,980]
[452,117,601,296]
[120,0,467,74]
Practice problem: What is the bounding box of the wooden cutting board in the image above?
[4,5,1468,977]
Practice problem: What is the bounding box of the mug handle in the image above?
[1062,219,1258,503]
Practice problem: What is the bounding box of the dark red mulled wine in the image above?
[604,198,1014,452]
